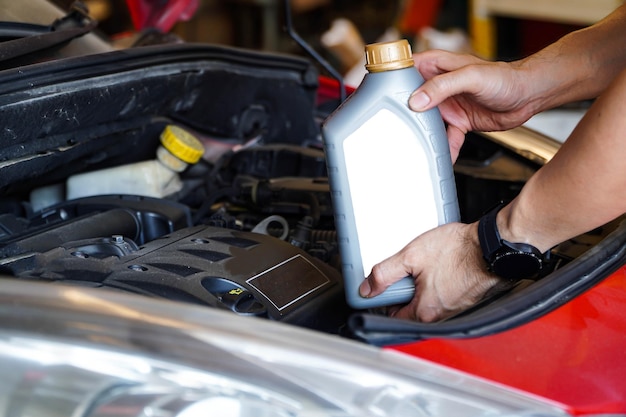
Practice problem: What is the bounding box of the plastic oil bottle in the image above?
[321,39,460,309]
[66,125,205,200]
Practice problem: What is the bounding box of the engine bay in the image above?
[0,37,621,341]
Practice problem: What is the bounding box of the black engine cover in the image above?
[3,224,348,332]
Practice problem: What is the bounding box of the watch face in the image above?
[492,250,542,281]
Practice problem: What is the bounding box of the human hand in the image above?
[410,50,538,162]
[359,222,501,322]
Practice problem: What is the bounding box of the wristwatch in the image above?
[477,202,545,281]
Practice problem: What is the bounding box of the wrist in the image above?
[478,202,547,281]
[496,201,556,254]
[514,31,599,113]
[512,57,566,115]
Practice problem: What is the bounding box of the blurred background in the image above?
[51,0,621,87]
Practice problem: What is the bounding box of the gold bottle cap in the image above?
[160,125,205,164]
[365,39,414,73]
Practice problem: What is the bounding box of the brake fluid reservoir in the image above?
[66,125,204,200]
[321,39,460,309]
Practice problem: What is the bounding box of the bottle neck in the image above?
[361,65,423,92]
[156,146,188,173]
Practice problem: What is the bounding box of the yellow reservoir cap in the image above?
[365,39,414,73]
[160,125,205,164]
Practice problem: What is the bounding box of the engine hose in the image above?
[192,187,238,225]
[279,190,321,226]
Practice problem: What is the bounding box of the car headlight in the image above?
[0,279,568,417]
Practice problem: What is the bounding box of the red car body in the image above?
[390,267,626,415]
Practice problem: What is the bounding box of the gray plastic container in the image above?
[322,39,460,309]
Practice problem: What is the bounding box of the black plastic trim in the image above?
[0,43,318,94]
[0,43,319,193]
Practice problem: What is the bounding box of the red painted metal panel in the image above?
[390,267,626,415]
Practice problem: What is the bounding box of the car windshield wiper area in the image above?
[0,1,96,68]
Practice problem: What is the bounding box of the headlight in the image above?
[0,279,568,417]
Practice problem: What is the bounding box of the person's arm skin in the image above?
[408,4,626,162]
[499,68,626,254]
[359,69,626,322]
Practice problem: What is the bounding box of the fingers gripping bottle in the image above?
[321,39,460,309]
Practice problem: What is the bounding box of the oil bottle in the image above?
[322,39,460,309]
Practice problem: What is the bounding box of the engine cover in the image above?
[2,223,348,332]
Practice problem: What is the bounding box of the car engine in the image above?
[0,14,618,338]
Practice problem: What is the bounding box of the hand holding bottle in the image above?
[408,51,536,162]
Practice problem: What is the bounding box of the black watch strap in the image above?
[477,202,506,263]
[477,202,545,280]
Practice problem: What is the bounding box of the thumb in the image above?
[359,255,415,298]
[409,64,485,112]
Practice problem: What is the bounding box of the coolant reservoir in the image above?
[66,125,204,200]
[321,39,460,309]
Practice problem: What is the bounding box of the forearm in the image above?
[497,68,626,253]
[518,4,626,113]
